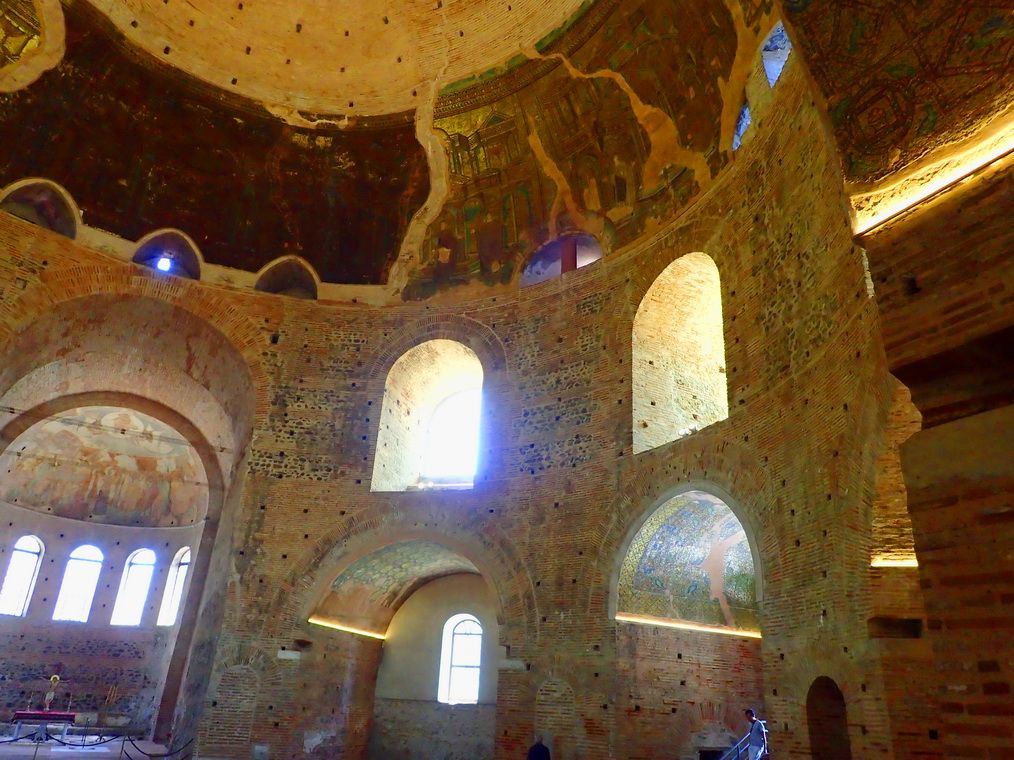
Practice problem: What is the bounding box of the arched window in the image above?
[157,547,191,626]
[52,545,104,622]
[131,230,202,280]
[438,613,483,705]
[520,233,602,287]
[0,180,78,239]
[0,535,44,616]
[632,252,728,453]
[420,389,483,487]
[111,548,157,626]
[371,339,484,492]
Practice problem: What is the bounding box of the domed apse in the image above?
[616,490,759,636]
[632,252,728,453]
[0,180,77,238]
[371,340,484,492]
[132,230,202,280]
[520,233,603,287]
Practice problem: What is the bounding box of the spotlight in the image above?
[155,256,172,272]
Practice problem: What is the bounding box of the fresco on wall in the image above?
[0,406,208,527]
[618,491,758,631]
[786,0,1014,182]
[330,541,478,610]
[403,0,742,299]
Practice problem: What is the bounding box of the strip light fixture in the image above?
[616,612,762,639]
[870,556,919,568]
[308,614,386,640]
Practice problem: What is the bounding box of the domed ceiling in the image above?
[85,0,592,117]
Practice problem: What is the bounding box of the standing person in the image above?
[744,709,768,759]
[527,734,551,760]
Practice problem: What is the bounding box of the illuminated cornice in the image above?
[308,614,386,640]
[870,556,919,568]
[852,113,1014,235]
[615,612,761,639]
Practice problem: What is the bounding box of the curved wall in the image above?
[0,39,917,760]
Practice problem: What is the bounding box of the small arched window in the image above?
[0,535,44,617]
[157,547,191,626]
[53,545,104,622]
[111,548,157,626]
[438,613,483,704]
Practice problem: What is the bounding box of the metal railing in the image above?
[718,731,769,760]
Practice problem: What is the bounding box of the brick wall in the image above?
[902,406,1014,757]
[0,51,946,760]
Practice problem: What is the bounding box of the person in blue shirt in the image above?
[744,709,768,759]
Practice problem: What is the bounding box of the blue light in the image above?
[155,256,172,272]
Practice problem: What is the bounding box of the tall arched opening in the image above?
[371,339,484,491]
[0,294,255,743]
[807,676,852,760]
[611,488,762,759]
[307,539,501,760]
[632,252,728,453]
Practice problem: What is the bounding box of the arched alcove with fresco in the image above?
[611,489,763,760]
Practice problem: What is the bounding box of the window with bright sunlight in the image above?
[0,535,44,617]
[111,548,157,626]
[157,547,191,626]
[52,544,104,622]
[420,389,482,487]
[438,613,483,704]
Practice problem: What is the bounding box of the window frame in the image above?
[157,547,191,627]
[52,544,104,622]
[110,548,157,627]
[437,612,483,705]
[0,535,44,617]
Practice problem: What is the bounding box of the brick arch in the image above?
[263,502,539,647]
[365,313,508,380]
[361,313,510,487]
[0,264,271,431]
[603,209,732,346]
[590,434,773,620]
[535,678,585,760]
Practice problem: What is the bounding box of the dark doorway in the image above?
[699,751,724,760]
[807,675,853,759]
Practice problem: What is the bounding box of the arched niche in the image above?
[0,293,255,742]
[807,676,853,760]
[632,252,728,453]
[0,178,79,239]
[371,339,484,492]
[613,488,760,635]
[131,229,203,280]
[520,233,602,287]
[308,541,501,760]
[254,255,319,300]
